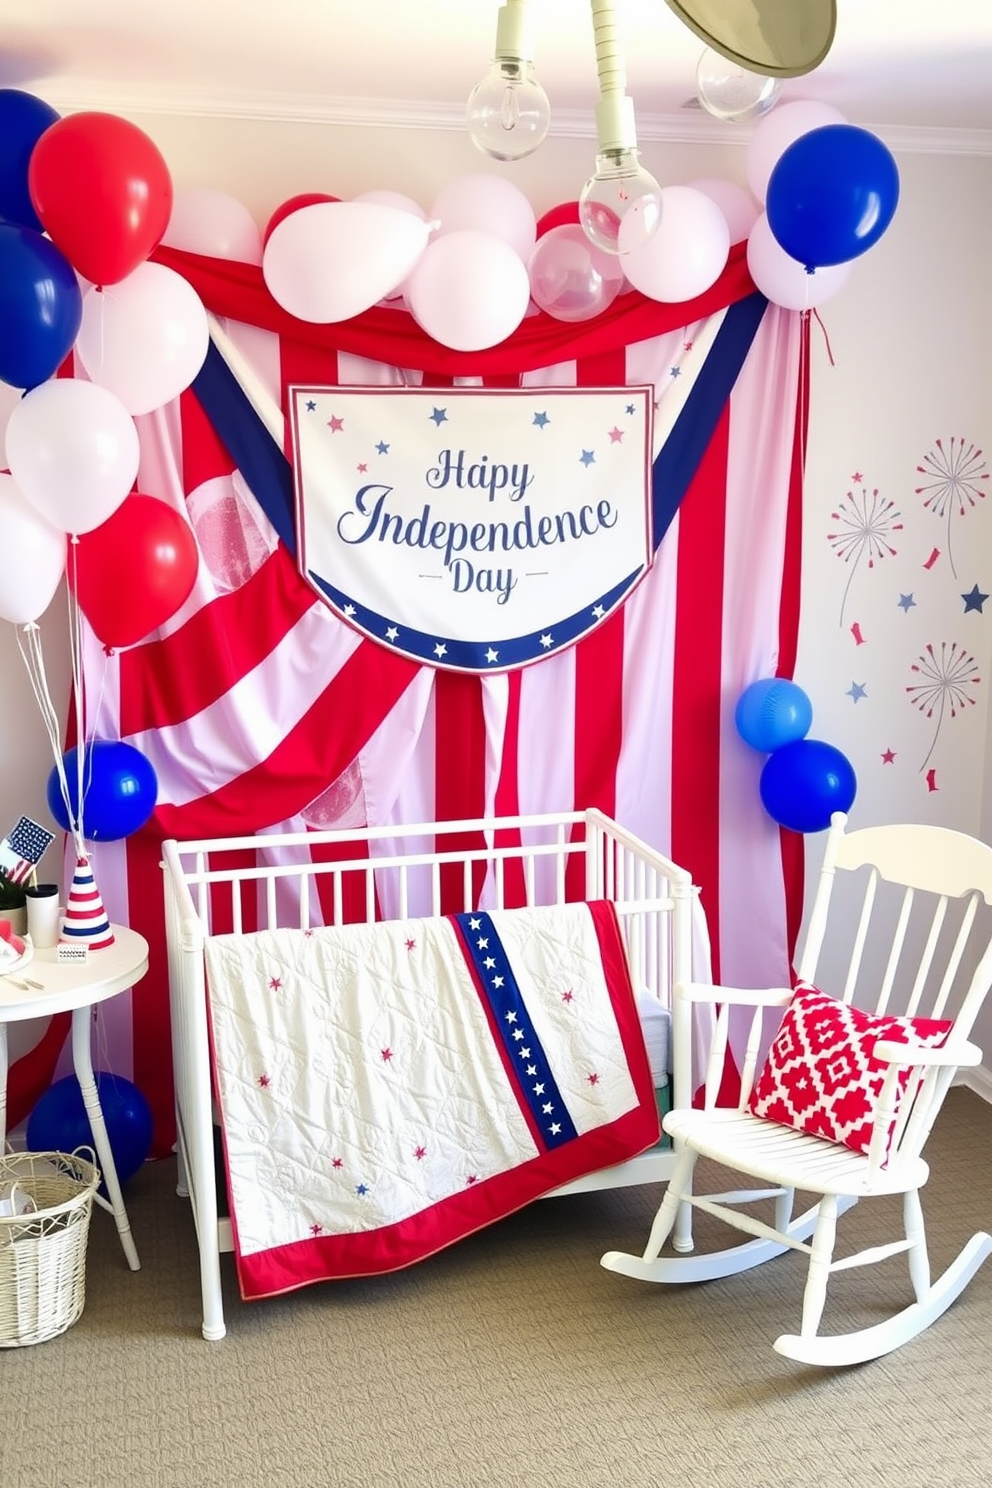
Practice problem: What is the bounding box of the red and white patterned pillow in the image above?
[747,982,952,1158]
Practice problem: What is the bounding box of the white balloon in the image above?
[0,473,66,623]
[354,189,427,220]
[162,187,264,265]
[76,264,210,416]
[5,379,140,535]
[263,201,431,323]
[619,186,730,304]
[746,100,848,205]
[687,177,760,245]
[405,230,530,352]
[430,174,537,261]
[746,212,853,310]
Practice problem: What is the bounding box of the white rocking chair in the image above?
[602,812,992,1366]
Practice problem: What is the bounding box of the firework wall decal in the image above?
[906,641,981,773]
[827,484,903,626]
[915,437,988,579]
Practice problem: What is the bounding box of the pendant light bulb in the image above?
[466,2,551,163]
[466,57,551,162]
[579,147,662,256]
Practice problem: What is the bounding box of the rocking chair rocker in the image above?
[602,812,992,1366]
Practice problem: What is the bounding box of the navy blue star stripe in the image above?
[307,567,642,673]
[453,912,578,1149]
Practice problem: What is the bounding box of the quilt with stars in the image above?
[203,899,659,1299]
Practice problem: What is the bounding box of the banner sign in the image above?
[289,386,653,672]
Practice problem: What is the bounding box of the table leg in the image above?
[71,1008,140,1271]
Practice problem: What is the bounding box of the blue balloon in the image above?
[735,678,813,753]
[766,124,900,268]
[46,740,158,842]
[759,739,857,834]
[0,222,82,389]
[27,1073,153,1194]
[0,88,60,231]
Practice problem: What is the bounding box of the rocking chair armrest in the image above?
[674,981,793,1009]
[874,1037,983,1069]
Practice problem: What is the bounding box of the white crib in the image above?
[161,808,699,1340]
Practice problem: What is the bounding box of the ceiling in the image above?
[2,0,991,144]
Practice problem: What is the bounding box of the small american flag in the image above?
[0,817,56,885]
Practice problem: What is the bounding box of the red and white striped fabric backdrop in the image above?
[10,252,808,1147]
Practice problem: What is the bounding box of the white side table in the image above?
[0,925,150,1271]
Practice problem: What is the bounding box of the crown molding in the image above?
[35,80,992,157]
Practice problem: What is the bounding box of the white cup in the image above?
[25,885,62,950]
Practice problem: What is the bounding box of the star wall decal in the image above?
[962,584,988,613]
[847,681,867,702]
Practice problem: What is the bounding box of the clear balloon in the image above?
[527,224,624,322]
[76,263,210,416]
[405,229,530,351]
[162,187,263,265]
[695,49,782,122]
[619,185,730,304]
[746,212,852,310]
[429,173,537,261]
[0,472,67,624]
[263,201,431,323]
[745,99,848,205]
[766,125,900,268]
[5,379,140,535]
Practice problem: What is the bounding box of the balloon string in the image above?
[15,618,85,859]
[65,538,91,855]
[811,308,836,367]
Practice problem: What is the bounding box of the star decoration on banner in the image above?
[306,399,316,412]
[580,449,595,466]
[669,366,681,379]
[962,584,988,613]
[608,427,624,443]
[626,403,636,415]
[898,593,916,612]
[533,411,550,428]
[327,415,344,433]
[847,681,868,702]
[430,407,448,426]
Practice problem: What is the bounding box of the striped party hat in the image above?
[60,855,115,950]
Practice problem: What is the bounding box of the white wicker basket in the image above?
[0,1148,100,1348]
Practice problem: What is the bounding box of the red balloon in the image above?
[536,200,580,237]
[263,192,340,247]
[28,112,173,286]
[70,493,198,648]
